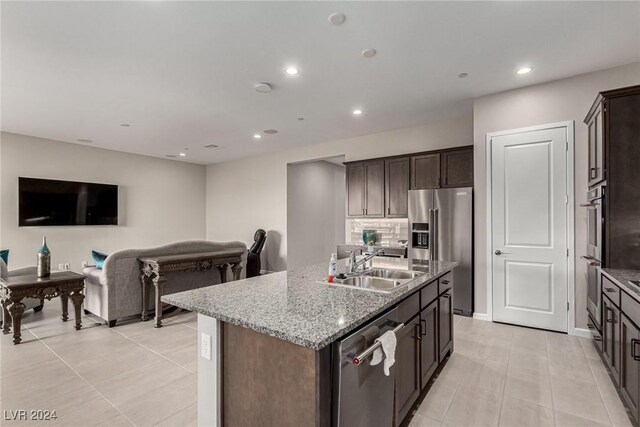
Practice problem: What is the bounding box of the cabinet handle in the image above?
[362,208,365,215]
[605,307,615,324]
[442,280,450,285]
[442,293,451,299]
[437,177,441,187]
[605,287,616,293]
[365,208,368,215]
[632,339,640,361]
[415,323,422,341]
[590,167,597,180]
[387,207,390,215]
[421,319,427,336]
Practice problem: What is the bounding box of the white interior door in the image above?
[491,125,568,332]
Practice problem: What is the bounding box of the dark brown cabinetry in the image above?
[420,300,439,385]
[346,161,384,217]
[586,101,605,187]
[394,315,422,426]
[411,154,441,189]
[346,163,366,217]
[602,295,621,385]
[441,149,474,188]
[438,290,453,362]
[385,157,410,217]
[621,313,640,421]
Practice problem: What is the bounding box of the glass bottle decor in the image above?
[37,236,51,278]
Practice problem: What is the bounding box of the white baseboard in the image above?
[570,327,592,338]
[472,313,490,321]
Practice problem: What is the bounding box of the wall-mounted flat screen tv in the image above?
[19,177,118,226]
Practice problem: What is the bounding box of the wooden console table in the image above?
[1,272,86,345]
[139,249,244,328]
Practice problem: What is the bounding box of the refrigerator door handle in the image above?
[433,208,439,260]
[428,209,434,260]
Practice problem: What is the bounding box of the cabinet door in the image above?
[365,160,385,217]
[411,154,441,189]
[420,300,439,388]
[346,163,365,217]
[395,315,421,426]
[588,102,605,187]
[441,149,473,188]
[603,296,615,376]
[620,314,640,421]
[385,158,410,218]
[438,291,452,362]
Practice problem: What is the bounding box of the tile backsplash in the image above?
[346,218,409,246]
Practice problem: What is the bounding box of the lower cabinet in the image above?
[438,291,453,362]
[395,315,422,426]
[602,295,621,385]
[621,313,640,421]
[420,300,439,386]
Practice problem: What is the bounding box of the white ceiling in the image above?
[2,1,639,165]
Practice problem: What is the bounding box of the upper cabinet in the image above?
[346,145,474,218]
[411,147,474,190]
[586,100,605,187]
[441,149,474,188]
[411,154,440,189]
[385,158,410,218]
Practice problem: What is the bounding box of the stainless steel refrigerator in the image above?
[409,188,473,316]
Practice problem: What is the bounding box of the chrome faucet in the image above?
[348,248,385,275]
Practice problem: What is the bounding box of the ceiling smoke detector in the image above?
[328,12,346,26]
[263,129,278,135]
[255,82,272,93]
[361,48,377,58]
[120,123,130,127]
[458,73,468,79]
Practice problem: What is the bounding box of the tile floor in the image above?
[0,303,633,427]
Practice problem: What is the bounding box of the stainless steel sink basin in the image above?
[363,268,424,281]
[324,268,424,294]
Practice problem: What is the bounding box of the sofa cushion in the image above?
[0,249,8,266]
[92,250,109,269]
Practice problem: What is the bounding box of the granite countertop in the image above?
[601,268,640,303]
[162,258,457,350]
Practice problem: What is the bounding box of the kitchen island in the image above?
[163,258,457,427]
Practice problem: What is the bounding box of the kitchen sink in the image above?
[363,268,424,281]
[324,268,424,294]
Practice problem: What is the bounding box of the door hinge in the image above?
[567,302,570,311]
[565,195,569,205]
[567,249,570,257]
[566,141,569,151]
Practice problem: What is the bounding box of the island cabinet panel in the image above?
[438,290,453,362]
[365,160,385,217]
[346,163,366,216]
[411,153,441,189]
[420,300,439,387]
[441,148,474,188]
[385,157,410,217]
[222,322,331,427]
[394,315,422,427]
[621,313,640,421]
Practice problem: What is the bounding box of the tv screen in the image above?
[19,177,118,226]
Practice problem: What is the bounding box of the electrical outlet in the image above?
[58,263,64,271]
[201,333,212,360]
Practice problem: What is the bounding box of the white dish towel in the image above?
[370,330,397,376]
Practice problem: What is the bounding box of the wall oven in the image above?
[582,185,605,338]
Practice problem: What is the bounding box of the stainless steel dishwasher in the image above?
[332,308,403,427]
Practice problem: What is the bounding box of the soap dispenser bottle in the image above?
[327,253,337,282]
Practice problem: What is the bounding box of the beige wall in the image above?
[287,160,345,270]
[0,132,207,270]
[206,115,473,271]
[473,62,640,329]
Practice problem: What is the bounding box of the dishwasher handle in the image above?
[353,323,404,365]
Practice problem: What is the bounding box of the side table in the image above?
[0,271,86,344]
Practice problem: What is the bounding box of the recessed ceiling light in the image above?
[352,109,363,116]
[120,123,130,127]
[179,153,186,157]
[285,67,300,76]
[253,134,262,140]
[255,82,272,93]
[517,67,533,75]
[361,48,377,58]
[328,12,346,26]
[77,138,93,143]
[263,129,279,135]
[458,72,468,79]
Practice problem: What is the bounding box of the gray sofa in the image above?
[0,258,45,317]
[83,240,247,326]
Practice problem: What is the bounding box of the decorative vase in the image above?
[37,236,51,278]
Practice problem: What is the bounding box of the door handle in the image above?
[415,323,422,341]
[421,319,427,336]
[494,250,511,255]
[604,287,617,293]
[632,339,640,361]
